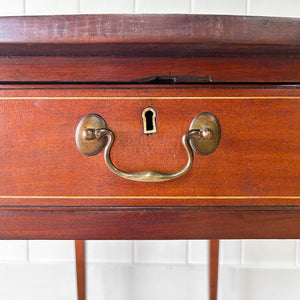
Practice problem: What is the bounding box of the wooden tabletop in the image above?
[0,14,299,56]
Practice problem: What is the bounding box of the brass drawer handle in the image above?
[76,113,220,182]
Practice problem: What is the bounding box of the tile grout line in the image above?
[246,0,251,15]
[23,0,26,15]
[132,241,137,264]
[240,240,244,265]
[295,240,299,266]
[133,0,136,13]
[186,240,190,264]
[78,0,81,14]
[26,240,30,262]
[190,0,194,13]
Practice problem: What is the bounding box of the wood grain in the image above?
[0,86,298,208]
[209,240,219,300]
[75,240,86,300]
[0,15,299,245]
[1,208,300,239]
[0,15,299,56]
[1,56,300,83]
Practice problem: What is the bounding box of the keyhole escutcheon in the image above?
[142,107,157,135]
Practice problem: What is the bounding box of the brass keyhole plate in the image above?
[142,107,157,135]
[189,112,221,155]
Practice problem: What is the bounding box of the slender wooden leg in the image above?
[209,239,220,300]
[75,240,86,300]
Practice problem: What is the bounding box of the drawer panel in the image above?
[0,86,299,207]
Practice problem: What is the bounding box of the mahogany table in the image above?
[0,14,299,300]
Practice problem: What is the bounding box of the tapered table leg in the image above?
[209,240,219,300]
[75,240,86,300]
[75,239,218,300]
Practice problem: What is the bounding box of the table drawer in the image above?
[0,86,299,208]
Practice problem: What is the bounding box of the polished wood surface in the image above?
[0,14,299,300]
[0,86,298,208]
[0,15,300,84]
[0,14,299,56]
[2,56,300,83]
[0,208,300,239]
[75,240,86,300]
[75,239,220,300]
[209,240,219,300]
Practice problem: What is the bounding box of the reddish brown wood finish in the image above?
[0,14,299,300]
[209,240,219,300]
[0,15,298,240]
[2,56,300,83]
[0,15,299,57]
[75,240,86,300]
[74,238,219,300]
[0,208,300,239]
[0,15,299,83]
[0,86,298,208]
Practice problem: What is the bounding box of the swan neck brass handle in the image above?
[88,128,205,182]
[76,113,221,183]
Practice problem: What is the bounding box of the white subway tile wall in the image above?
[249,0,300,18]
[28,240,75,262]
[219,240,242,264]
[242,240,297,265]
[87,264,208,300]
[188,240,208,264]
[86,241,133,263]
[0,0,24,16]
[228,267,300,300]
[136,0,190,13]
[5,0,300,17]
[191,0,247,15]
[0,263,77,300]
[188,240,242,265]
[134,240,187,264]
[81,0,134,14]
[1,0,300,299]
[297,240,300,265]
[25,0,79,15]
[0,240,27,261]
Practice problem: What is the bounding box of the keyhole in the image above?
[142,107,157,135]
[145,110,154,131]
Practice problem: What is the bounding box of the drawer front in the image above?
[0,86,299,208]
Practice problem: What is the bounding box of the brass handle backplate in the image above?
[75,112,221,182]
